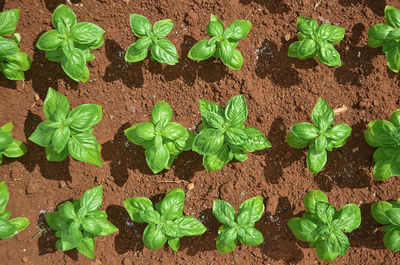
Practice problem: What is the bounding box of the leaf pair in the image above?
[213,196,264,253]
[364,109,400,180]
[124,101,195,174]
[125,14,178,65]
[0,9,32,80]
[288,17,345,67]
[368,6,400,72]
[0,122,26,164]
[36,4,105,82]
[29,87,103,167]
[0,181,30,239]
[288,190,361,262]
[45,186,118,259]
[193,94,271,171]
[286,98,351,173]
[123,188,206,251]
[188,14,251,70]
[372,198,400,251]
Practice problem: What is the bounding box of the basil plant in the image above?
[288,16,345,67]
[29,87,102,167]
[45,186,118,259]
[192,95,271,171]
[0,9,31,80]
[213,196,264,253]
[364,109,400,181]
[0,122,26,164]
[36,4,105,82]
[372,198,400,251]
[286,98,351,173]
[124,188,206,251]
[125,14,178,65]
[0,181,30,239]
[124,101,195,174]
[368,6,400,72]
[288,190,361,262]
[188,14,251,70]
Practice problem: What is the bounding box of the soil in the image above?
[0,0,400,264]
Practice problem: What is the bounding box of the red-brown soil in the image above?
[1,0,400,264]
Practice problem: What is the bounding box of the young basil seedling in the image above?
[45,185,118,259]
[286,98,351,173]
[29,87,103,167]
[288,190,361,262]
[36,4,105,82]
[124,101,195,174]
[188,14,251,70]
[0,9,32,80]
[123,188,206,251]
[125,14,178,65]
[192,94,271,171]
[288,16,345,67]
[368,6,400,72]
[213,196,264,253]
[0,181,30,239]
[371,198,400,251]
[0,122,26,164]
[364,109,400,181]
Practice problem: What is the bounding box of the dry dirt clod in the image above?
[34,93,40,101]
[58,181,66,188]
[333,105,348,115]
[187,183,194,191]
[22,256,28,263]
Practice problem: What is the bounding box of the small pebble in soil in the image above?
[240,191,247,196]
[284,34,291,41]
[279,125,285,131]
[22,257,28,263]
[109,114,114,120]
[58,181,66,188]
[34,93,40,101]
[187,183,194,191]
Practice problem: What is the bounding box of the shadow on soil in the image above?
[239,0,290,14]
[314,122,374,192]
[172,150,203,181]
[10,111,73,181]
[338,0,386,16]
[101,122,152,187]
[0,75,17,89]
[44,0,83,11]
[334,23,378,87]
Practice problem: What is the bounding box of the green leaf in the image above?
[291,123,319,140]
[160,189,185,220]
[130,14,152,37]
[387,28,400,40]
[0,219,16,239]
[68,104,102,132]
[8,217,29,234]
[45,212,67,231]
[224,95,247,128]
[143,224,167,250]
[59,201,77,220]
[286,131,309,148]
[390,109,400,128]
[368,24,394,41]
[0,182,9,213]
[59,225,82,251]
[369,120,397,147]
[153,19,174,39]
[226,49,244,70]
[216,231,237,253]
[52,127,70,153]
[151,101,172,124]
[219,39,233,66]
[0,37,18,58]
[168,238,180,252]
[210,14,224,28]
[188,39,216,61]
[316,201,336,224]
[174,216,206,236]
[335,204,361,232]
[29,121,59,147]
[199,99,224,126]
[5,51,31,71]
[203,145,230,171]
[383,228,400,251]
[226,20,251,41]
[225,128,248,146]
[61,48,87,82]
[207,21,224,37]
[0,9,20,36]
[303,190,329,214]
[45,47,63,62]
[71,22,104,46]
[124,122,155,146]
[80,185,102,214]
[36,30,63,51]
[385,5,400,28]
[52,4,77,30]
[314,135,327,153]
[68,133,102,167]
[317,42,342,66]
[326,123,352,141]
[237,196,264,224]
[297,17,318,36]
[317,24,345,44]
[97,219,118,236]
[0,131,13,151]
[218,227,237,246]
[373,148,397,180]
[371,201,394,225]
[43,87,70,122]
[312,98,334,132]
[192,128,224,155]
[288,41,300,58]
[82,219,102,235]
[162,122,186,141]
[241,126,271,152]
[0,211,11,221]
[213,200,236,225]
[297,38,317,58]
[368,37,384,48]
[123,197,154,223]
[238,227,263,246]
[203,112,225,129]
[386,208,400,226]
[76,236,94,259]
[2,140,25,158]
[125,41,149,62]
[145,144,170,174]
[386,44,400,72]
[45,145,69,162]
[288,217,318,242]
[1,63,25,81]
[151,39,178,65]
[233,150,247,161]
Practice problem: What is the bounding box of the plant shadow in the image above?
[239,0,290,14]
[44,0,82,11]
[101,122,152,187]
[314,122,374,191]
[106,205,145,255]
[103,39,144,88]
[334,23,377,87]
[0,75,17,89]
[338,0,386,16]
[9,111,72,182]
[172,150,203,181]
[259,197,304,263]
